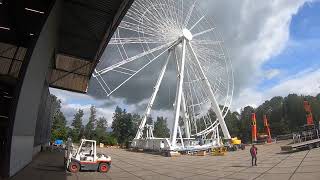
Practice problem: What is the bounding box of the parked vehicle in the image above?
[65,139,111,173]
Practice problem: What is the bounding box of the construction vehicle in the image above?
[263,115,272,143]
[281,101,320,152]
[65,139,112,173]
[212,147,227,156]
[223,137,245,151]
[252,113,273,144]
[252,113,257,142]
[304,101,314,125]
[227,137,245,151]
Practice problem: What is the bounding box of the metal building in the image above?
[0,0,133,177]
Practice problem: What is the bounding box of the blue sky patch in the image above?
[258,1,320,90]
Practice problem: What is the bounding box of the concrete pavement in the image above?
[9,141,320,180]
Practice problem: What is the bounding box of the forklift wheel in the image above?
[99,163,110,173]
[69,162,80,173]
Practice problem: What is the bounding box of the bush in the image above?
[101,134,117,146]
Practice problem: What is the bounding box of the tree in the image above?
[94,117,108,143]
[153,116,170,138]
[225,111,240,137]
[284,94,305,131]
[111,106,135,145]
[70,109,84,142]
[132,113,141,136]
[50,95,68,141]
[239,106,254,143]
[84,105,97,139]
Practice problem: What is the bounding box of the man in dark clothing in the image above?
[250,145,258,166]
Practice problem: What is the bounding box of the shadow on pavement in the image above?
[9,151,69,180]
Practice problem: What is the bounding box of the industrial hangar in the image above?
[0,0,133,177]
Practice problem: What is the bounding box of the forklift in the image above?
[65,139,112,173]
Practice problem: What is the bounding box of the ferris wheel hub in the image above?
[182,28,193,41]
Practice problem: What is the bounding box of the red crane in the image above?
[251,113,272,143]
[304,101,314,125]
[251,113,257,142]
[263,115,272,143]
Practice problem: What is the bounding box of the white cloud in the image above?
[232,68,320,111]
[265,69,281,80]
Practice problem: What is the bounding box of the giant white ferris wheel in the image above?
[93,0,234,151]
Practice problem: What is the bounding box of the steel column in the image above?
[171,39,187,147]
[135,51,172,139]
[188,42,231,139]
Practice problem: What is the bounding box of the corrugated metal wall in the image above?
[33,81,52,147]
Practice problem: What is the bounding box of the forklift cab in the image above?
[78,140,95,162]
[66,139,111,173]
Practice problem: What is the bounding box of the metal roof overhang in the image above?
[51,0,134,93]
[0,0,134,93]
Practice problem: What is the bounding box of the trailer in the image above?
[281,138,320,151]
[281,124,320,152]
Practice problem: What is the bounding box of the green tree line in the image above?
[51,93,320,145]
[50,95,116,145]
[224,93,320,143]
[50,95,170,146]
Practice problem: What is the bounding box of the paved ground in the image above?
[9,141,320,180]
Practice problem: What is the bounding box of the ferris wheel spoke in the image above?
[189,15,204,31]
[183,0,197,28]
[134,4,168,31]
[94,70,112,94]
[186,62,202,113]
[117,30,129,60]
[106,42,176,96]
[192,40,222,45]
[126,12,165,34]
[120,20,162,35]
[95,41,174,76]
[117,66,137,73]
[133,1,178,33]
[193,43,224,56]
[193,27,216,38]
[117,25,160,38]
[125,11,160,31]
[115,31,127,61]
[110,37,168,44]
[110,69,134,76]
[192,45,225,60]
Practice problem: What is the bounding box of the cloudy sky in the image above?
[50,0,320,126]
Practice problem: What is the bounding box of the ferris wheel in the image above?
[93,0,234,150]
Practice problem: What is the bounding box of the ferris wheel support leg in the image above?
[171,39,187,148]
[174,49,190,139]
[134,51,172,139]
[188,42,231,139]
[181,93,191,139]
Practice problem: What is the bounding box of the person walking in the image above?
[250,144,258,166]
